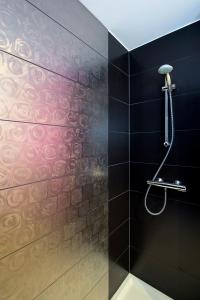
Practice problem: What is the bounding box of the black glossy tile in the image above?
[130,192,179,268]
[109,248,129,298]
[130,21,200,75]
[131,132,163,163]
[167,130,200,167]
[109,33,128,74]
[109,192,129,233]
[109,64,129,103]
[129,21,200,300]
[130,67,163,103]
[130,55,200,103]
[176,264,200,300]
[174,92,200,130]
[109,132,129,165]
[131,130,200,167]
[109,98,129,132]
[160,165,200,205]
[179,203,200,281]
[131,92,200,133]
[109,163,129,199]
[131,246,200,300]
[130,100,163,133]
[131,249,180,300]
[130,162,158,193]
[109,220,129,262]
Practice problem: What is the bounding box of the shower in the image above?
[144,64,186,216]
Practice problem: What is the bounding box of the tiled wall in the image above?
[108,33,129,298]
[130,21,200,300]
[0,0,108,299]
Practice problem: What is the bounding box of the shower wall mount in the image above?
[144,64,187,216]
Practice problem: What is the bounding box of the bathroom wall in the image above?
[0,0,108,299]
[130,20,200,300]
[108,33,129,298]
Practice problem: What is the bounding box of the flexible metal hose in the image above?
[144,89,174,215]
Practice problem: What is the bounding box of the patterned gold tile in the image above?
[0,1,108,298]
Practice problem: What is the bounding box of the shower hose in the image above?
[144,89,174,216]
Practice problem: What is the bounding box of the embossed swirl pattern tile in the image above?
[0,0,106,84]
[0,0,108,298]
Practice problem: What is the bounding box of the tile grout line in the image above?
[26,0,130,80]
[110,96,129,106]
[25,0,108,61]
[108,190,129,202]
[131,188,200,209]
[130,88,200,106]
[33,236,108,299]
[0,49,86,88]
[108,161,129,167]
[130,160,200,169]
[82,270,108,300]
[109,218,129,237]
[129,53,200,77]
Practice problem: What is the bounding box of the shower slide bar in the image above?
[147,179,186,192]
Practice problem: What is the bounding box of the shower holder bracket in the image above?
[147,179,186,192]
[161,84,176,92]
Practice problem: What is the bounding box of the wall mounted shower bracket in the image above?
[161,84,176,92]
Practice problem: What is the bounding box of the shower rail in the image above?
[147,180,186,192]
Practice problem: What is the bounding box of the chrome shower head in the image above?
[158,64,173,88]
[158,64,173,75]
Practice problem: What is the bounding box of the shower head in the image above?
[158,64,173,75]
[158,64,173,88]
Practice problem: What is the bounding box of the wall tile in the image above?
[130,162,158,192]
[130,21,200,75]
[0,0,108,299]
[109,132,129,165]
[168,130,200,167]
[131,132,163,163]
[84,272,109,300]
[130,20,200,299]
[179,202,200,281]
[109,163,129,199]
[109,220,129,262]
[130,100,163,133]
[109,65,129,102]
[108,32,129,298]
[130,55,200,103]
[109,248,129,298]
[131,247,200,300]
[108,33,128,74]
[130,191,179,268]
[109,98,129,132]
[174,92,200,130]
[27,0,108,58]
[109,191,129,233]
[131,91,200,133]
[131,249,179,300]
[0,0,105,83]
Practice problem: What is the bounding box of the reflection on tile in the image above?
[0,2,108,298]
[84,272,109,300]
[0,0,106,82]
[28,0,108,58]
[35,242,108,300]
